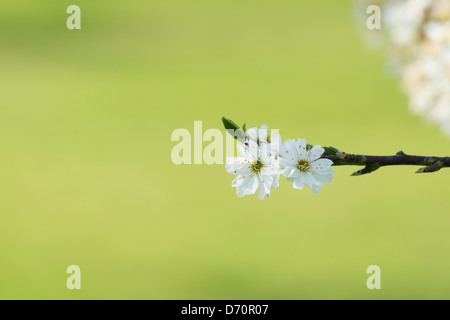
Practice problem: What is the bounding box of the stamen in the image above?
[297,159,311,173]
[251,160,264,174]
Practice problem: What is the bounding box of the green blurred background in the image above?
[1,0,449,299]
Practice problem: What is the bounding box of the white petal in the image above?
[226,157,252,175]
[246,127,259,141]
[293,175,305,189]
[259,146,271,163]
[231,175,241,187]
[307,145,324,162]
[262,166,280,176]
[260,175,274,192]
[302,172,319,189]
[281,166,295,178]
[279,157,296,169]
[271,176,280,189]
[310,158,333,172]
[317,167,335,175]
[310,182,324,194]
[281,139,300,162]
[296,138,307,159]
[232,174,248,187]
[226,156,244,166]
[258,128,269,143]
[236,175,258,197]
[313,172,333,183]
[247,140,259,159]
[233,165,252,176]
[258,181,266,200]
[270,134,282,156]
[236,144,248,157]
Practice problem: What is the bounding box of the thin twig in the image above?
[321,150,450,176]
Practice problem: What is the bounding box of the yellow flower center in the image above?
[251,160,264,174]
[297,159,311,173]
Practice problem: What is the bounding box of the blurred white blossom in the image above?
[357,0,450,136]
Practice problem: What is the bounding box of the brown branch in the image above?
[321,150,450,176]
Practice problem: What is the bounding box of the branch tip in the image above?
[351,164,381,176]
[416,161,444,173]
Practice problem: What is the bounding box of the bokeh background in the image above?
[1,0,449,299]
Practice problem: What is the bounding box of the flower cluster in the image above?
[225,124,334,200]
[357,0,450,135]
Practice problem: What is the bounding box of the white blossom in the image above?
[225,140,281,200]
[357,0,450,136]
[280,139,334,194]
